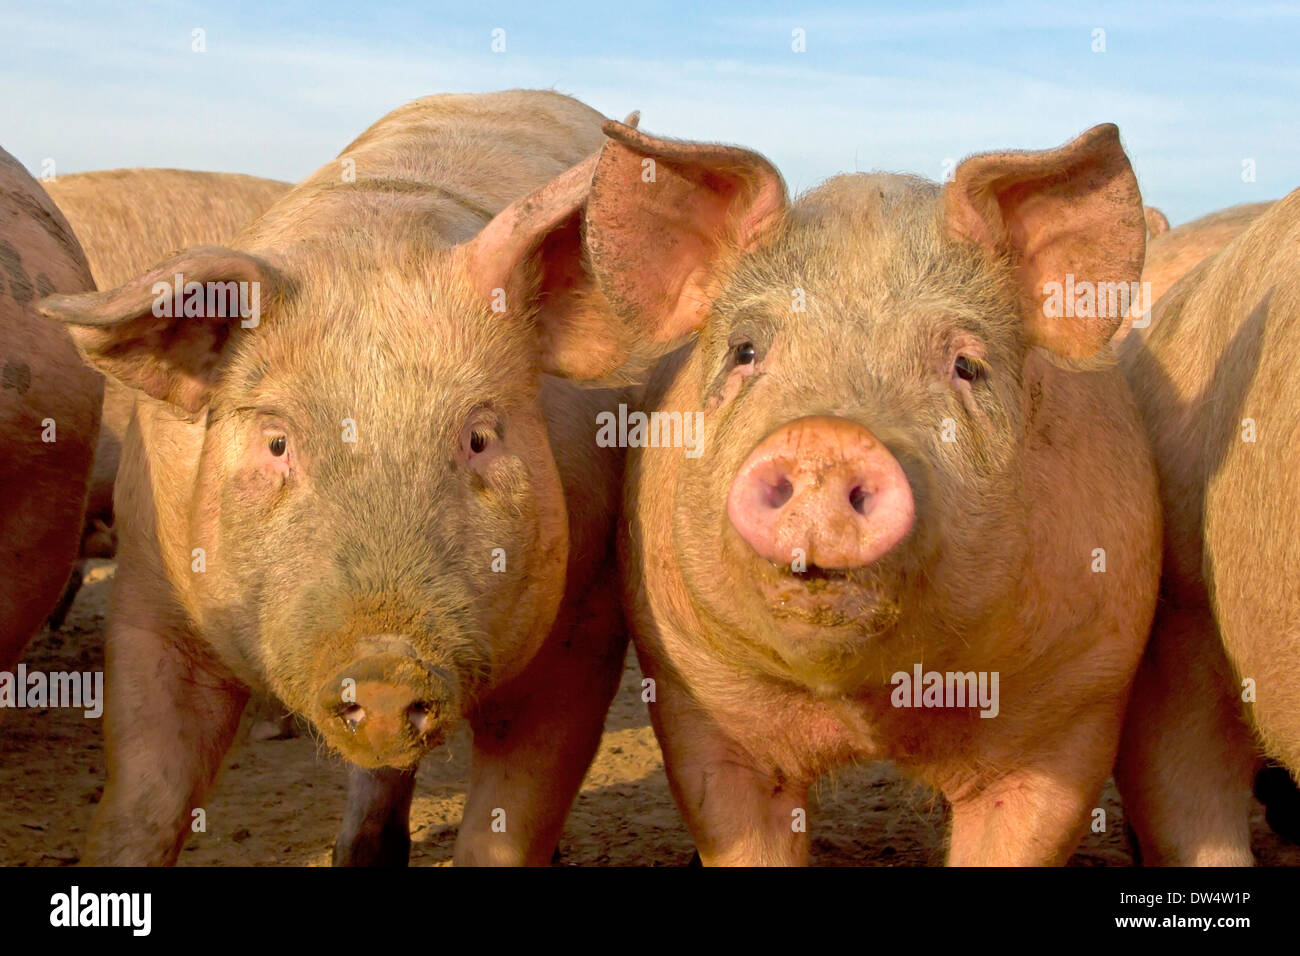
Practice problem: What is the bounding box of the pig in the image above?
[1114,188,1300,864]
[42,169,291,289]
[0,146,103,670]
[1144,206,1170,241]
[579,122,1162,864]
[1118,195,1298,852]
[40,172,290,631]
[37,90,630,865]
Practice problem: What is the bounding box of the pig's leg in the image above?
[332,765,416,867]
[1114,605,1256,865]
[86,614,248,865]
[45,561,83,631]
[646,669,809,866]
[454,589,626,866]
[943,711,1123,866]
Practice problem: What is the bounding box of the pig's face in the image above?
[587,123,1144,694]
[41,153,622,768]
[188,261,568,767]
[665,179,1032,688]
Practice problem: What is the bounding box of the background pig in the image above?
[1115,188,1300,864]
[0,147,103,672]
[43,170,291,572]
[38,90,628,865]
[1124,196,1298,851]
[1144,205,1170,241]
[39,171,290,700]
[42,169,291,289]
[1140,201,1275,308]
[583,122,1161,865]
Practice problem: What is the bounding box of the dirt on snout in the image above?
[1,559,1297,867]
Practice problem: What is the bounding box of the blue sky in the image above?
[2,1,1296,224]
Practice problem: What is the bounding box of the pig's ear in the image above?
[38,246,282,414]
[464,152,637,379]
[585,121,788,345]
[1144,206,1170,239]
[944,124,1145,359]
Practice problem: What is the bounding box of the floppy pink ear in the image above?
[38,246,282,413]
[944,123,1145,359]
[463,151,636,380]
[585,121,787,344]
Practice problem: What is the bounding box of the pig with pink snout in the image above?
[579,122,1162,864]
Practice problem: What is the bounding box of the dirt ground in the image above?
[2,559,1297,867]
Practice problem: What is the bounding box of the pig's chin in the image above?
[745,559,909,687]
[687,547,910,693]
[759,564,902,635]
[731,533,904,634]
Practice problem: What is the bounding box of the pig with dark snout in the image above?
[37,90,630,865]
[0,147,103,670]
[580,123,1162,864]
[1114,187,1300,865]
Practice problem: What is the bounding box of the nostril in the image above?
[765,476,794,509]
[341,704,365,734]
[407,701,433,735]
[849,486,868,515]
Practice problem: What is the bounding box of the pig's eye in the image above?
[268,435,287,456]
[953,355,984,383]
[461,413,502,466]
[733,341,757,365]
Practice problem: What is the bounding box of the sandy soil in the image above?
[2,559,1297,867]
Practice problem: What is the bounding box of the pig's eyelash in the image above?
[954,355,990,381]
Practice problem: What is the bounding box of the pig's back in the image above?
[240,90,607,253]
[1141,201,1276,309]
[0,147,103,664]
[42,169,291,288]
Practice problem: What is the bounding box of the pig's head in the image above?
[38,155,626,768]
[586,123,1144,693]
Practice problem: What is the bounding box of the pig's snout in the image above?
[315,649,458,768]
[727,416,915,570]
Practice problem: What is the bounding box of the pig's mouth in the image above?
[757,560,902,637]
[785,563,849,582]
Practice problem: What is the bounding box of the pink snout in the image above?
[726,416,915,569]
